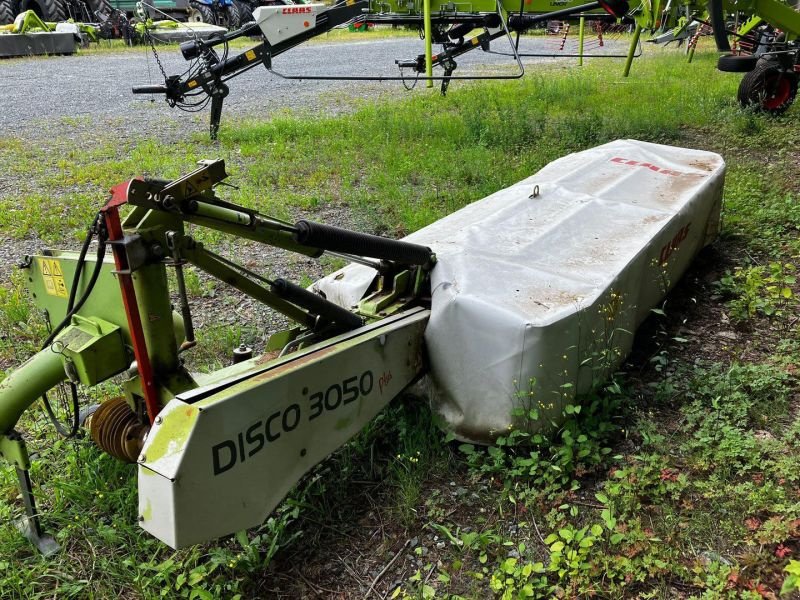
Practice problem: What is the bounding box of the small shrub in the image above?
[716,262,797,322]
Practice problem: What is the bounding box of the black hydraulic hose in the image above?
[271,278,364,331]
[40,222,106,438]
[293,220,435,268]
[42,236,107,349]
[66,214,100,313]
[42,382,80,438]
[707,0,731,52]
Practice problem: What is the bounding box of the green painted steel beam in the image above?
[178,214,321,258]
[0,348,65,434]
[623,24,642,77]
[424,0,433,88]
[184,244,316,328]
[367,0,615,17]
[749,0,800,36]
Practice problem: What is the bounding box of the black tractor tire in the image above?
[717,53,758,73]
[85,0,107,16]
[234,0,252,24]
[187,0,214,23]
[0,0,17,25]
[221,1,241,30]
[20,0,66,21]
[738,61,799,115]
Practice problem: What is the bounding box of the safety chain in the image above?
[146,26,169,84]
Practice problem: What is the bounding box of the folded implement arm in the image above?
[133,1,370,139]
[133,0,629,138]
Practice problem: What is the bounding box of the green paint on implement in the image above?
[335,417,353,431]
[142,500,153,522]
[0,347,66,434]
[144,405,199,463]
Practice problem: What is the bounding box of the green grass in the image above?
[1,46,800,598]
[4,48,781,243]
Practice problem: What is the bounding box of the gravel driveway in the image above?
[0,34,628,138]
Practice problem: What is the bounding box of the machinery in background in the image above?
[131,0,631,138]
[230,0,294,25]
[0,9,82,55]
[709,0,799,114]
[0,5,230,52]
[620,0,799,112]
[129,0,800,139]
[0,0,189,25]
[185,0,240,29]
[0,140,725,554]
[0,0,252,29]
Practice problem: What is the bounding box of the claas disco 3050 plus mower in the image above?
[0,140,724,554]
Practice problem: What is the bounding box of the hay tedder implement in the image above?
[131,0,631,137]
[1,140,725,554]
[128,0,799,137]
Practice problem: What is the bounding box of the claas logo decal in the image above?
[282,6,312,13]
[610,157,685,177]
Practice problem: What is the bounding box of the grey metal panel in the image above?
[0,33,77,58]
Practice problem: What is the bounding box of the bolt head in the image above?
[155,416,163,425]
[138,454,146,463]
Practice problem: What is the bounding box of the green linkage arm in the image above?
[0,348,65,434]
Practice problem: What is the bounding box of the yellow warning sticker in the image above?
[245,50,256,61]
[188,80,198,89]
[38,258,68,299]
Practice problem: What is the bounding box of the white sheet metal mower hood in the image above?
[315,139,725,442]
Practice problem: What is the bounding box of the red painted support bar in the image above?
[102,181,161,425]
